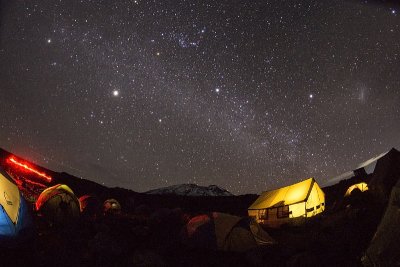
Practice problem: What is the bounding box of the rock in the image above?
[132,249,165,266]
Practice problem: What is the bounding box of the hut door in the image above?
[258,209,268,220]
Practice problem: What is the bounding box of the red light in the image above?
[8,157,52,183]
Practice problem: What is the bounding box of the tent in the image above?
[362,177,400,266]
[344,182,368,197]
[182,212,274,252]
[103,199,121,214]
[367,148,400,201]
[248,178,325,228]
[0,167,32,241]
[36,184,80,226]
[79,194,101,218]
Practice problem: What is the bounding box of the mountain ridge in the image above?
[145,183,234,196]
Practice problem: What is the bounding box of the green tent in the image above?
[182,212,275,252]
[36,184,80,226]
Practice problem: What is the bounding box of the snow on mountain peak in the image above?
[145,184,233,196]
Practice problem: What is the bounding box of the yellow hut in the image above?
[248,178,325,228]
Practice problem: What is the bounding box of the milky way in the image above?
[1,1,399,194]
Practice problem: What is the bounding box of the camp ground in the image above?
[0,147,400,266]
[248,178,325,228]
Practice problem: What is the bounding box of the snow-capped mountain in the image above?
[145,184,233,196]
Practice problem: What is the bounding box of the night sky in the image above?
[1,1,399,194]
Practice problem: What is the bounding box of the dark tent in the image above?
[361,148,400,266]
[103,199,121,214]
[362,178,400,266]
[79,194,101,219]
[368,148,400,202]
[362,149,400,266]
[182,212,275,252]
[36,184,80,226]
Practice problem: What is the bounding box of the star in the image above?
[1,0,400,195]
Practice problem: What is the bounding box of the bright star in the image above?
[47,39,51,43]
[309,94,313,99]
[112,90,119,97]
[215,88,220,93]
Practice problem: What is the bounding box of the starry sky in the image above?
[0,0,399,194]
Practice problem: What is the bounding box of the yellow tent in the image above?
[0,167,32,239]
[345,182,368,196]
[36,184,80,226]
[248,178,325,228]
[0,171,20,225]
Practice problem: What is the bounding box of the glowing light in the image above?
[112,90,119,96]
[309,94,313,99]
[345,182,368,196]
[8,157,52,182]
[215,88,220,93]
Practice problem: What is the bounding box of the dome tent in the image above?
[362,148,400,266]
[36,184,80,226]
[79,194,101,218]
[344,182,368,197]
[0,167,32,242]
[103,199,121,214]
[182,212,275,252]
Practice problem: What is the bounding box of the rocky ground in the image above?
[0,187,386,267]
